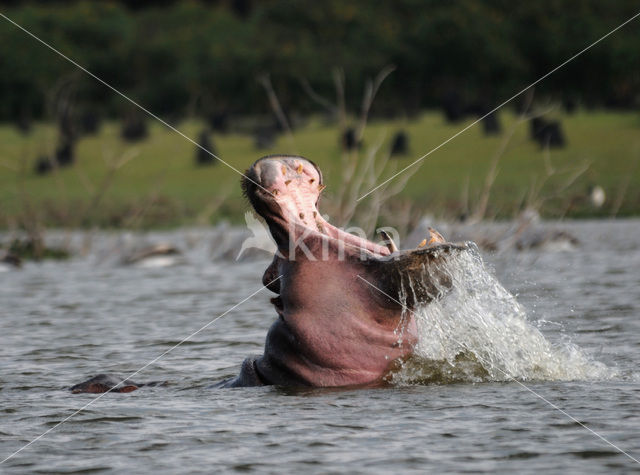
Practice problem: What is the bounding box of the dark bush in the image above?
[55,139,74,167]
[34,139,75,175]
[441,91,466,123]
[121,112,148,142]
[79,110,101,135]
[208,111,229,133]
[390,131,409,156]
[254,125,276,150]
[530,118,566,148]
[341,128,361,151]
[481,111,501,135]
[195,129,218,166]
[14,111,32,134]
[34,156,53,175]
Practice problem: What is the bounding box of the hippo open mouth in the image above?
[226,155,470,388]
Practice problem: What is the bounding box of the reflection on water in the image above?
[1,220,640,472]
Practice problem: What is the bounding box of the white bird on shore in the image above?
[589,185,606,208]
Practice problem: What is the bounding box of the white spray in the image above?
[391,245,612,385]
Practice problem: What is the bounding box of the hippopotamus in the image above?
[218,155,469,388]
[70,154,469,393]
[69,374,166,393]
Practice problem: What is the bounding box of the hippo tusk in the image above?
[378,230,399,253]
[418,227,447,248]
[427,227,446,246]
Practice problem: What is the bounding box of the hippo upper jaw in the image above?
[241,155,391,258]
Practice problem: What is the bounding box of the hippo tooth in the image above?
[378,230,399,253]
[313,211,317,218]
[309,178,315,184]
[296,163,303,173]
[272,189,279,196]
[281,165,287,175]
[285,180,292,186]
[418,238,427,248]
[319,184,326,192]
[299,213,305,219]
[427,227,446,246]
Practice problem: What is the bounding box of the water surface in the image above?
[1,220,639,473]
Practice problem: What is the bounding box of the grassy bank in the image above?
[1,110,639,229]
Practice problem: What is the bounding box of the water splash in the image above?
[390,244,613,385]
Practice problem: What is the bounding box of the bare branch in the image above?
[611,149,640,217]
[299,77,337,115]
[333,68,347,131]
[355,65,395,141]
[257,73,298,154]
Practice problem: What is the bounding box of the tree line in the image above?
[1,0,639,126]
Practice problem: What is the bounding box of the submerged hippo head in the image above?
[227,155,469,388]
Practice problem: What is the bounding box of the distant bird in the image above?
[589,185,606,208]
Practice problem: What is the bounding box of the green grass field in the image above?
[1,110,639,229]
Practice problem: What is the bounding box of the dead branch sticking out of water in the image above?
[298,66,420,235]
[610,149,640,218]
[257,73,298,154]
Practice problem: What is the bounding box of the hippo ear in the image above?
[117,385,139,393]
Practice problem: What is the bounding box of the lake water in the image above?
[1,220,639,473]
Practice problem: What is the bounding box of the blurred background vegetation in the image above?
[1,0,639,230]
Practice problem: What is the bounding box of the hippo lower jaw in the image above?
[234,155,469,388]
